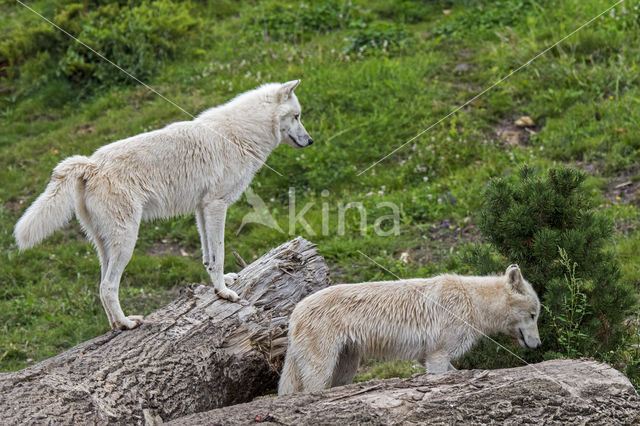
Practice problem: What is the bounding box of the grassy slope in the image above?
[1,0,638,384]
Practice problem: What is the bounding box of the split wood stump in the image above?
[0,236,330,424]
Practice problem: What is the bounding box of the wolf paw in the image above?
[114,315,144,330]
[216,286,240,302]
[224,272,239,286]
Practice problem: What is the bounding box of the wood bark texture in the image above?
[168,359,639,425]
[0,237,330,425]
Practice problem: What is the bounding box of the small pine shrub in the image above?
[472,165,636,357]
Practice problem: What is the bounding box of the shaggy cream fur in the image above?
[278,265,541,394]
[15,80,312,330]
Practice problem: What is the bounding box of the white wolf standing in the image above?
[278,264,541,394]
[14,80,312,330]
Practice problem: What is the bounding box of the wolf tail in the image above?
[14,155,92,250]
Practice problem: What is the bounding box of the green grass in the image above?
[354,359,424,383]
[1,0,638,387]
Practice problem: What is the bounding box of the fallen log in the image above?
[0,237,330,425]
[168,359,640,425]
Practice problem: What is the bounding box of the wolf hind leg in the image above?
[76,201,109,281]
[296,344,342,393]
[76,181,114,325]
[278,350,304,395]
[331,342,360,388]
[299,362,334,393]
[78,219,114,324]
[424,350,452,374]
[99,217,143,330]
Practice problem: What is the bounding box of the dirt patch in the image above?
[604,169,640,204]
[615,218,638,234]
[28,113,58,122]
[129,87,158,110]
[406,220,481,266]
[1,199,26,214]
[148,240,191,257]
[457,48,475,58]
[574,160,600,176]
[601,168,640,234]
[328,220,482,283]
[494,116,541,148]
[453,62,472,73]
[328,262,363,284]
[123,286,183,315]
[74,124,94,135]
[450,81,477,92]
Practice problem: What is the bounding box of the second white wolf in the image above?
[278,264,541,394]
[14,80,312,330]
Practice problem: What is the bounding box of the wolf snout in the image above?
[518,328,541,349]
[528,338,542,349]
[287,133,313,148]
[298,134,313,147]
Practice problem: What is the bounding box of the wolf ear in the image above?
[506,264,526,294]
[278,80,300,101]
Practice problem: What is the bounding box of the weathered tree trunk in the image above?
[168,359,639,425]
[0,237,330,425]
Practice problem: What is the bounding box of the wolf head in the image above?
[275,80,313,149]
[504,264,542,349]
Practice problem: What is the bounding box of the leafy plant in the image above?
[60,0,199,86]
[621,312,640,391]
[345,23,411,55]
[372,0,436,24]
[433,0,541,38]
[248,1,362,42]
[543,247,590,358]
[0,23,58,77]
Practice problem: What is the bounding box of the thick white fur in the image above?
[14,80,312,330]
[278,265,541,395]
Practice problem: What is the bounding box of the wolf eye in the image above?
[294,114,300,120]
[530,314,535,320]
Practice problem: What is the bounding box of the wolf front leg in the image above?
[199,196,239,302]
